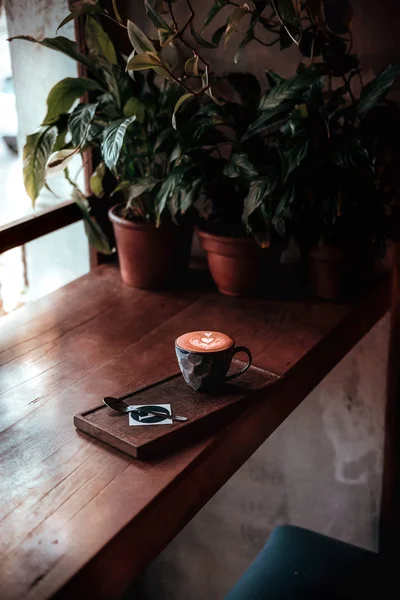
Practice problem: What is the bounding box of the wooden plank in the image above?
[0,268,389,600]
[0,271,200,434]
[74,365,278,459]
[0,201,82,255]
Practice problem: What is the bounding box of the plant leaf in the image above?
[234,29,254,64]
[155,173,177,225]
[68,102,98,146]
[265,69,284,88]
[243,102,293,139]
[111,180,131,195]
[112,0,124,24]
[154,0,169,14]
[126,179,157,203]
[57,1,103,32]
[47,148,79,175]
[73,188,113,254]
[242,172,278,224]
[172,93,194,130]
[23,126,57,204]
[85,16,118,65]
[242,179,266,224]
[202,1,228,30]
[53,125,68,152]
[42,77,102,125]
[9,35,103,85]
[330,137,370,169]
[274,183,294,218]
[158,27,177,46]
[184,54,200,77]
[259,68,320,110]
[282,137,309,180]
[127,19,156,53]
[123,97,146,121]
[101,117,136,169]
[212,25,226,47]
[357,65,400,117]
[145,0,172,31]
[224,153,258,179]
[275,0,299,27]
[126,51,173,80]
[90,162,106,197]
[180,179,202,213]
[205,85,224,106]
[190,22,219,48]
[127,52,161,69]
[225,5,250,48]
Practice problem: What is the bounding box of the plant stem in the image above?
[167,0,210,71]
[270,0,299,45]
[342,74,356,103]
[164,0,213,96]
[102,9,127,30]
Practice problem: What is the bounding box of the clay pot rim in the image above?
[109,204,163,231]
[196,227,257,246]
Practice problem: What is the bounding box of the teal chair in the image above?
[225,244,400,600]
[224,525,386,599]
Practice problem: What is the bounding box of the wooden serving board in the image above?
[74,361,280,459]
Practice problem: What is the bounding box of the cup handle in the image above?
[225,346,252,381]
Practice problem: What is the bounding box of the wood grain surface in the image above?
[0,265,389,600]
[74,364,278,458]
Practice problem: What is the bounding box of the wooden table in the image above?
[0,265,389,600]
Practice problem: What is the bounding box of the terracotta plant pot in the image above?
[308,243,373,300]
[197,229,267,297]
[109,205,191,289]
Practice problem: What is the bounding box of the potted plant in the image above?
[201,0,400,299]
[244,63,400,299]
[11,13,219,289]
[190,73,289,297]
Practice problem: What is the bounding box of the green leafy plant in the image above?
[10,12,225,251]
[241,63,400,249]
[55,0,225,115]
[11,0,400,257]
[203,0,356,76]
[208,72,286,248]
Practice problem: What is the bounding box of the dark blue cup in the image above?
[175,330,252,391]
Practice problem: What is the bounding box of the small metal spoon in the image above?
[103,396,187,422]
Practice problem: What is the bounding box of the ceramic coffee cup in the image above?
[175,330,252,391]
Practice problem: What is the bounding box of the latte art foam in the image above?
[176,331,234,353]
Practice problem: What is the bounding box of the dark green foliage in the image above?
[13,1,400,254]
